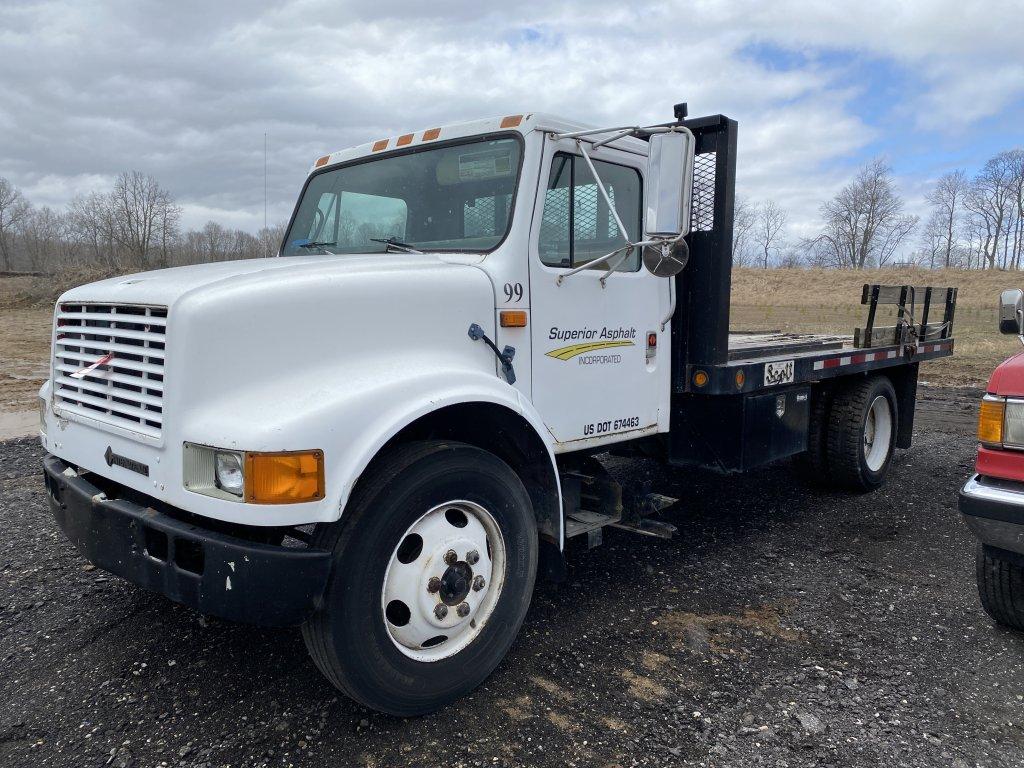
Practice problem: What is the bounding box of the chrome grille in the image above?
[53,303,167,438]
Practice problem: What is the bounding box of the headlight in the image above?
[214,451,244,496]
[183,442,324,504]
[1005,400,1024,448]
[978,395,1024,449]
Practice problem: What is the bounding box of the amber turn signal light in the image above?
[245,450,325,504]
[500,310,528,328]
[978,397,1005,445]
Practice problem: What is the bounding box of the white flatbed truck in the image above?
[40,105,957,715]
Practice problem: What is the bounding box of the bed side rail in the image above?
[854,284,957,349]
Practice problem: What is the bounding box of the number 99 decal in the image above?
[503,282,524,303]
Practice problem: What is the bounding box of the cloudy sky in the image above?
[1,0,1022,248]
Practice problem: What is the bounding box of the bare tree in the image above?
[200,221,233,262]
[919,211,946,269]
[0,177,32,271]
[807,159,917,269]
[68,191,119,268]
[925,169,968,268]
[965,154,1015,269]
[755,200,786,269]
[258,223,287,258]
[1006,150,1024,270]
[17,206,65,272]
[731,195,756,267]
[110,171,181,268]
[777,248,804,269]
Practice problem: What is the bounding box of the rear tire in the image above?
[825,375,898,492]
[301,440,537,716]
[977,543,1024,631]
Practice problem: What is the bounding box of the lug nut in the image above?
[427,577,441,594]
[456,602,470,617]
[444,549,458,565]
[472,575,486,592]
[466,550,480,565]
[434,604,448,620]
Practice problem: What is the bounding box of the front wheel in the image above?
[977,543,1024,631]
[302,441,537,716]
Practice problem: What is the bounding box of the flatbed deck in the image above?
[682,331,956,396]
[727,331,846,361]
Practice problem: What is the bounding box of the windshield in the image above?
[281,136,522,256]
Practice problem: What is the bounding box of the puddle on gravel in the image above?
[656,603,802,654]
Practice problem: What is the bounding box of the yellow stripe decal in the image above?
[545,340,635,361]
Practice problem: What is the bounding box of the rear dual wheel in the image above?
[302,441,537,716]
[802,375,898,492]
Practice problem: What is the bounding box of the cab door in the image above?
[527,136,672,447]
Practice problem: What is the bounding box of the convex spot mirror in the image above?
[644,130,695,239]
[642,240,689,278]
[999,288,1024,335]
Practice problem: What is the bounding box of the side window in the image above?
[538,152,642,272]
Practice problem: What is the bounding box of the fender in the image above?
[175,361,564,537]
[325,368,564,547]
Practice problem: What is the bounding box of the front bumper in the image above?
[43,454,332,626]
[960,473,1024,556]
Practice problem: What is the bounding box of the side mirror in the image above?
[1000,289,1024,335]
[644,131,694,239]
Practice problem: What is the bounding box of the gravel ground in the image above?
[2,386,1023,768]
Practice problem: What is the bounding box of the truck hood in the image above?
[988,350,1024,396]
[58,252,484,308]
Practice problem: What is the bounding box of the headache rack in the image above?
[667,114,957,397]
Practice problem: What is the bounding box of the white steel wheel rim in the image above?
[863,395,893,472]
[381,500,506,662]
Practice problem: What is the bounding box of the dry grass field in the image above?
[730,267,1019,388]
[0,267,1020,417]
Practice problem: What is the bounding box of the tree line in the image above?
[0,171,285,275]
[2,146,1022,275]
[733,148,1024,269]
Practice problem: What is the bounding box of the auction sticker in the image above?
[764,359,795,386]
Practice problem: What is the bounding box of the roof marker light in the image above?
[500,115,523,128]
[314,155,330,168]
[396,133,414,146]
[372,139,389,152]
[422,128,441,141]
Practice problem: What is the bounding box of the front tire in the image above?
[977,543,1024,631]
[826,375,898,492]
[302,441,537,716]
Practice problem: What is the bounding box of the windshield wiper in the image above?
[298,240,337,251]
[370,237,423,254]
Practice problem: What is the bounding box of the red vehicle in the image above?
[962,288,1024,629]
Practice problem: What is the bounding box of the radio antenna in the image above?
[263,132,269,257]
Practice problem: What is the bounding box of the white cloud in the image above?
[0,0,1021,252]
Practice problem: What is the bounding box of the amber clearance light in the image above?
[978,396,1005,446]
[500,310,528,328]
[245,450,325,504]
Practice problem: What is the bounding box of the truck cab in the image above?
[961,288,1024,630]
[40,107,957,716]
